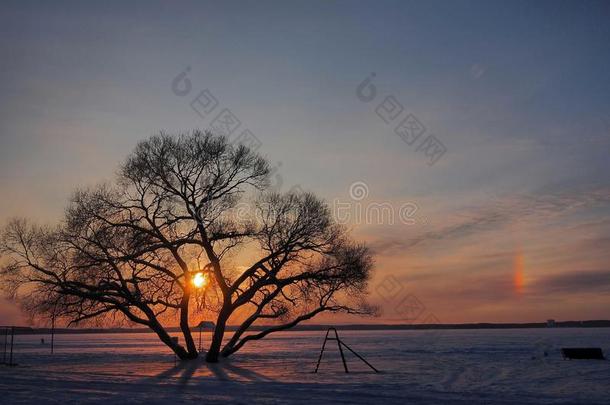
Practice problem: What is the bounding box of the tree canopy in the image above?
[0,130,375,361]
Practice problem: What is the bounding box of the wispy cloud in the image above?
[370,187,610,256]
[533,269,610,295]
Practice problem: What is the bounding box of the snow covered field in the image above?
[1,328,610,404]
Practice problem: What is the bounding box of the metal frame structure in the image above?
[314,327,379,373]
[1,326,16,366]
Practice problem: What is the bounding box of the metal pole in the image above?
[333,329,349,373]
[340,341,379,372]
[9,326,15,366]
[198,326,202,352]
[51,315,55,354]
[314,328,331,373]
[2,328,7,364]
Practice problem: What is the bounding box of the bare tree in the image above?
[0,131,375,362]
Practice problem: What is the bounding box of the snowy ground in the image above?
[1,328,610,404]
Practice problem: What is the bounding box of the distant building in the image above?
[547,319,556,327]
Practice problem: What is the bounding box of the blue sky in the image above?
[1,0,610,325]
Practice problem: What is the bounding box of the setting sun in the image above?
[192,272,208,289]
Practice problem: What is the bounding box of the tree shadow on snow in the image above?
[149,356,274,386]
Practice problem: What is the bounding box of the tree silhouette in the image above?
[0,131,375,361]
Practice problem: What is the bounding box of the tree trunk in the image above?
[206,307,230,362]
[149,318,192,360]
[179,292,198,359]
[221,307,327,358]
[221,343,238,358]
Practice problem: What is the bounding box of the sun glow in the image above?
[192,272,208,289]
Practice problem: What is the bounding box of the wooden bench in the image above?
[561,347,605,360]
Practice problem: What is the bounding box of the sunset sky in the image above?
[1,0,610,326]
